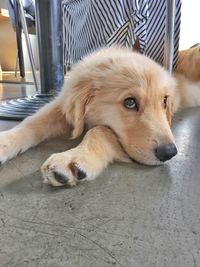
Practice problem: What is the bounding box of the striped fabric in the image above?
[62,0,181,68]
[144,0,182,67]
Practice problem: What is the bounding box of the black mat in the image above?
[0,94,54,121]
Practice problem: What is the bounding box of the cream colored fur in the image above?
[0,46,199,187]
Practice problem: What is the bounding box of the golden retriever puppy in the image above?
[0,47,200,187]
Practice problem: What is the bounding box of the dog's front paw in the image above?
[41,150,88,187]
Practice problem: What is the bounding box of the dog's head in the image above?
[63,48,177,165]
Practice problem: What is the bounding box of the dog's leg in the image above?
[41,126,129,187]
[0,99,67,164]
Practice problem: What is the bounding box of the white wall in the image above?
[179,0,200,50]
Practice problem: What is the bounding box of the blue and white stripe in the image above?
[62,0,181,68]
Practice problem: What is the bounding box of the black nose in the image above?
[154,143,177,162]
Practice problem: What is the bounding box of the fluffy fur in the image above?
[0,46,200,187]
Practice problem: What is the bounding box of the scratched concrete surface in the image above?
[0,108,200,267]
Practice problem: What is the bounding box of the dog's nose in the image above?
[154,143,177,162]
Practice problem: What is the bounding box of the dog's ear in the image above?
[166,96,173,126]
[71,91,92,138]
[64,80,94,139]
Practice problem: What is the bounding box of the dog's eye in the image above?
[124,97,138,110]
[163,96,168,109]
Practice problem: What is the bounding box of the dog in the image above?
[0,46,200,187]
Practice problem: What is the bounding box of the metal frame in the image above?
[165,0,176,73]
[17,0,39,91]
[13,0,25,78]
[0,0,63,120]
[35,0,64,93]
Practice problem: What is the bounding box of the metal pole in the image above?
[165,0,176,74]
[13,0,25,78]
[17,0,39,91]
[35,0,64,94]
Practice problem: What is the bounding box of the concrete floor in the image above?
[0,85,200,267]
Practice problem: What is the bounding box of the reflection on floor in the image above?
[0,72,70,100]
[0,71,39,84]
[0,82,37,130]
[0,82,36,101]
[0,71,71,120]
[0,70,70,85]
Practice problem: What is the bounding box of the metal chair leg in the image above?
[0,0,56,120]
[165,0,176,74]
[13,0,25,78]
[17,0,39,92]
[15,51,19,77]
[35,0,64,93]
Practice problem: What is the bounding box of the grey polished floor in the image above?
[0,82,36,100]
[0,84,200,267]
